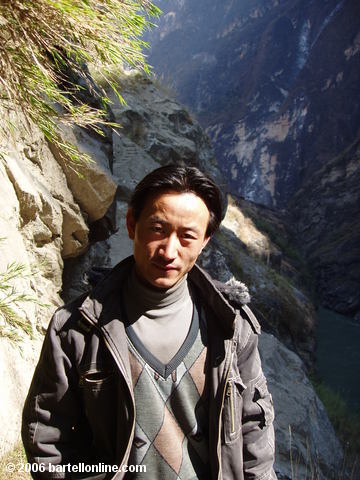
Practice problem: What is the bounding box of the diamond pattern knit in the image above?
[126,321,209,479]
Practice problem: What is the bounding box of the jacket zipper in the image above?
[226,381,235,434]
[215,313,239,480]
[216,348,234,480]
[79,310,136,476]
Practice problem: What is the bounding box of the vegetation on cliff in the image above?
[0,0,160,164]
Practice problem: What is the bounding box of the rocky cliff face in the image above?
[145,0,360,316]
[0,70,343,477]
[0,107,117,452]
[260,332,342,480]
[290,136,360,315]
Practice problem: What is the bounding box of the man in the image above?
[22,165,277,479]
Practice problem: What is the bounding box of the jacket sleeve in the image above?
[21,309,85,479]
[237,309,277,480]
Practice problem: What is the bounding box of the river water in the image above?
[316,307,360,411]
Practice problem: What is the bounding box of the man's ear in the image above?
[200,236,210,253]
[126,208,136,240]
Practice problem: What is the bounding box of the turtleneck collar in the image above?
[127,266,190,313]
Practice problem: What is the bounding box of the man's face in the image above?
[126,190,210,289]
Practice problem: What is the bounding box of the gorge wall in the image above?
[0,71,343,478]
[145,0,360,317]
[0,106,117,453]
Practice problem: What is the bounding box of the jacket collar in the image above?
[79,255,237,337]
[189,263,237,337]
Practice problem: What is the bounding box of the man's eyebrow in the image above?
[148,216,201,234]
[148,215,166,224]
[180,225,201,234]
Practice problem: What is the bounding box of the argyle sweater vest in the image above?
[126,306,210,479]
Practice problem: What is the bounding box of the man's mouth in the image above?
[152,262,178,272]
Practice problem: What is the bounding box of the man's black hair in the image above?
[129,164,223,237]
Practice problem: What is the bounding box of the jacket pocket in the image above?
[79,367,117,392]
[78,367,119,452]
[253,374,274,428]
[222,375,246,444]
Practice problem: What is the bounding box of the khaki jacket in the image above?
[22,256,277,479]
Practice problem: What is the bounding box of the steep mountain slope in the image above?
[145,0,360,315]
[147,0,358,205]
[290,136,360,314]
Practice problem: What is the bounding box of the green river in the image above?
[316,307,360,411]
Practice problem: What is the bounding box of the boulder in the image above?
[50,124,117,223]
[112,135,161,200]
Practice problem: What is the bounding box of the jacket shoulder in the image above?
[50,292,89,334]
[239,304,261,335]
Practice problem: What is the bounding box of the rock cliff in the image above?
[260,332,342,480]
[0,107,116,452]
[0,70,343,477]
[290,137,360,315]
[145,0,360,317]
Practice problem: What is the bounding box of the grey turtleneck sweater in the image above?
[122,267,194,365]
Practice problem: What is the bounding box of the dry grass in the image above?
[0,442,30,480]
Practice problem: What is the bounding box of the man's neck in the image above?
[130,267,189,311]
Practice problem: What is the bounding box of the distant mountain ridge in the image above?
[145,0,360,316]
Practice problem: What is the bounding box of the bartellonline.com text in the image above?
[4,461,146,475]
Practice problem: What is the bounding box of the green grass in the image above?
[312,382,360,478]
[315,383,360,452]
[0,260,48,342]
[0,0,161,166]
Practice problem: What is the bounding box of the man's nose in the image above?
[159,234,178,260]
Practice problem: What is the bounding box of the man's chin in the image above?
[147,264,183,288]
[150,276,180,290]
[148,269,184,290]
[135,268,180,290]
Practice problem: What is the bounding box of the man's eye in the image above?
[151,225,164,233]
[182,233,196,240]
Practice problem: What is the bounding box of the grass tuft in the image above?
[0,257,48,341]
[0,442,30,480]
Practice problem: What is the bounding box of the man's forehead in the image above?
[135,190,209,230]
[147,213,201,231]
[144,190,209,214]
